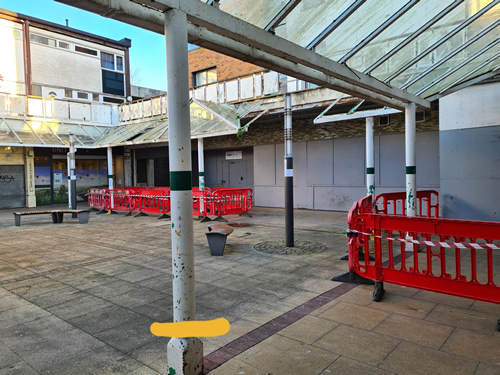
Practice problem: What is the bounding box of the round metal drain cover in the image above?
[254,240,327,255]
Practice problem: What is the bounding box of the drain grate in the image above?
[254,240,327,255]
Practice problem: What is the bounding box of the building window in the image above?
[75,46,98,56]
[193,67,217,87]
[30,34,56,47]
[64,89,72,98]
[93,93,100,102]
[103,96,124,104]
[102,71,124,96]
[58,41,70,49]
[77,92,89,100]
[101,52,115,70]
[116,56,124,71]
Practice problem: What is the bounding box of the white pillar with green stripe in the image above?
[165,8,203,375]
[405,102,417,217]
[366,116,375,199]
[107,146,114,210]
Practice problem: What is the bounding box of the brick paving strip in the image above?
[203,282,358,373]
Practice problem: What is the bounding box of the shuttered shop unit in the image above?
[0,165,25,208]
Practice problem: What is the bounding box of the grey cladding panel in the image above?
[416,131,439,187]
[380,133,405,186]
[254,144,276,185]
[334,137,364,186]
[307,139,333,185]
[0,165,25,208]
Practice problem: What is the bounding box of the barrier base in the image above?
[339,248,374,262]
[158,214,170,220]
[373,282,385,302]
[106,210,118,215]
[331,271,375,285]
[124,211,134,217]
[239,212,252,217]
[200,216,212,222]
[214,216,228,222]
[133,212,148,217]
[96,209,107,215]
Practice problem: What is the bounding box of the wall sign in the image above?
[225,151,242,160]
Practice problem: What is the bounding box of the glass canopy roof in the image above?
[0,99,240,148]
[209,0,500,100]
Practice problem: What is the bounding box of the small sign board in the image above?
[225,151,242,160]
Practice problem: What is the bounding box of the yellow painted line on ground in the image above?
[150,318,230,338]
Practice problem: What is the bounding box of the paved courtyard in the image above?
[0,204,499,374]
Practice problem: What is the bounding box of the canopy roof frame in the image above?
[55,0,430,110]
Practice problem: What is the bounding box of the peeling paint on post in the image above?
[405,102,417,217]
[165,9,203,375]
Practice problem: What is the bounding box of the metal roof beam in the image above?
[384,0,499,83]
[339,0,420,64]
[56,0,430,109]
[305,0,365,50]
[364,0,464,74]
[264,0,302,32]
[314,108,401,124]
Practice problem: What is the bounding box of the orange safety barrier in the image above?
[212,188,253,216]
[374,190,439,218]
[346,194,500,304]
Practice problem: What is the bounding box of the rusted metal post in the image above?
[165,8,203,375]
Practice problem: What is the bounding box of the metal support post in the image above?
[284,92,294,247]
[197,138,209,221]
[69,134,77,217]
[107,146,115,211]
[405,102,417,217]
[366,116,375,198]
[165,9,203,375]
[67,152,71,209]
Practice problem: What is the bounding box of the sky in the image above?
[0,0,195,91]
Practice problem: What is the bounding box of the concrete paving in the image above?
[0,204,499,374]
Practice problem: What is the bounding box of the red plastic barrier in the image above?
[133,189,170,215]
[192,188,212,217]
[375,190,439,218]
[212,188,253,216]
[347,195,500,304]
[88,188,107,210]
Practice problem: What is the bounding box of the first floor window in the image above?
[102,71,124,96]
[193,67,217,87]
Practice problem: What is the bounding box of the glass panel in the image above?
[94,121,156,146]
[190,101,237,135]
[101,52,115,70]
[315,0,409,61]
[276,0,355,47]
[0,119,23,145]
[345,0,457,72]
[419,54,499,98]
[207,68,217,83]
[133,119,169,143]
[116,56,124,71]
[195,71,207,86]
[218,0,288,29]
[61,123,95,146]
[389,9,500,89]
[81,125,108,140]
[3,118,41,144]
[102,71,124,96]
[194,99,239,125]
[27,120,64,145]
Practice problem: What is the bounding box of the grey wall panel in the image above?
[0,165,25,208]
[440,126,500,221]
[294,141,307,188]
[275,143,284,187]
[254,144,276,185]
[334,137,365,186]
[380,133,405,186]
[307,139,333,185]
[313,186,366,211]
[253,186,283,207]
[416,131,440,187]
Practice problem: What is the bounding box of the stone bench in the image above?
[13,209,90,227]
[206,223,234,256]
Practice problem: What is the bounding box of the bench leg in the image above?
[77,211,90,224]
[206,233,228,256]
[14,214,21,227]
[52,212,64,223]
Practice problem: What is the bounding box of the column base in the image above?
[167,337,203,375]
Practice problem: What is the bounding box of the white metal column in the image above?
[69,134,77,217]
[107,146,114,210]
[284,92,294,247]
[405,102,417,217]
[165,9,203,375]
[198,138,205,191]
[366,116,375,198]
